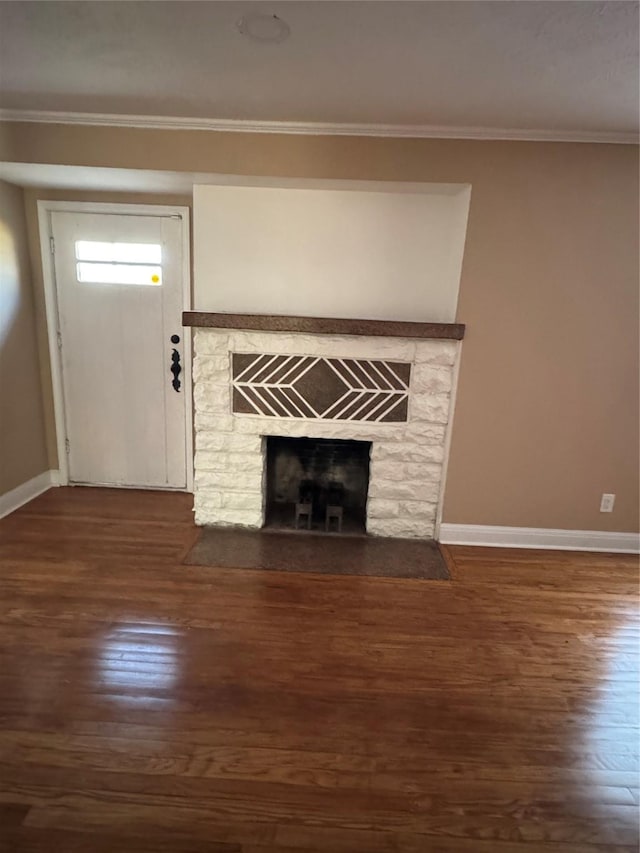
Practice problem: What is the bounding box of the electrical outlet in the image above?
[600,493,615,513]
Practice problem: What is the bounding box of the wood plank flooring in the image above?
[0,486,638,852]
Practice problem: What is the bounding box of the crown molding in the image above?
[0,109,637,145]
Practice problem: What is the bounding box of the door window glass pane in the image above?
[75,241,162,264]
[76,262,162,285]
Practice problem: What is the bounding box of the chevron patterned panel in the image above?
[232,353,411,422]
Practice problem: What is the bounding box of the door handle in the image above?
[170,334,181,392]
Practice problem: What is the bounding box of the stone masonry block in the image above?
[367,479,441,504]
[219,491,263,511]
[367,516,435,539]
[193,383,229,414]
[232,417,405,443]
[229,331,417,363]
[411,365,453,395]
[362,497,436,524]
[366,498,401,520]
[397,501,438,521]
[195,470,262,493]
[370,460,442,484]
[404,423,448,446]
[372,442,444,464]
[410,394,451,425]
[196,432,262,453]
[193,357,229,385]
[195,411,234,433]
[194,330,230,355]
[193,375,227,392]
[195,450,263,473]
[195,508,262,528]
[193,490,223,511]
[413,340,459,366]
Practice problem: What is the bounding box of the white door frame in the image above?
[37,200,194,491]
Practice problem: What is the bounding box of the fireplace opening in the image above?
[264,436,371,534]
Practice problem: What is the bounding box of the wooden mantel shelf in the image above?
[182,312,465,340]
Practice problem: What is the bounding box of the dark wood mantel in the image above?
[182,312,465,340]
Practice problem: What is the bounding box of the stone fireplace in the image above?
[188,316,463,539]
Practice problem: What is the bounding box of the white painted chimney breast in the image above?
[193,181,471,323]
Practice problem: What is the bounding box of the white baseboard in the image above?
[439,523,640,554]
[0,470,60,519]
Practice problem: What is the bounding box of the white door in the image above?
[51,211,188,489]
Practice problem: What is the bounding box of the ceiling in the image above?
[0,1,638,141]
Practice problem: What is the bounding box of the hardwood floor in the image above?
[0,487,638,852]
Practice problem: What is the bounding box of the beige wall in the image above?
[0,179,48,494]
[3,122,638,532]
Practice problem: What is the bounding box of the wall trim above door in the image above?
[37,200,193,491]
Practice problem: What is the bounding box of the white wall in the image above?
[193,182,471,323]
